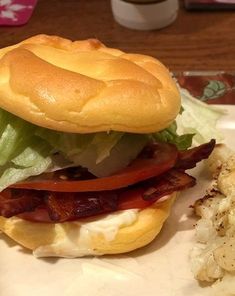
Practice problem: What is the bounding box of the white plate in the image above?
[0,105,234,296]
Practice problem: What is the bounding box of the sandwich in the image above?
[0,35,215,257]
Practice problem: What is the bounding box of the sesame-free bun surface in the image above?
[0,35,180,133]
[0,193,176,257]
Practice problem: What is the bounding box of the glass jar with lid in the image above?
[111,0,179,30]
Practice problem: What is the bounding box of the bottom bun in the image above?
[0,193,177,257]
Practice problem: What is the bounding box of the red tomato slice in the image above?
[117,188,154,210]
[11,143,178,192]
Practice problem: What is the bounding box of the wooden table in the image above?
[0,0,234,72]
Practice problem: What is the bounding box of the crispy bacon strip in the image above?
[45,192,118,222]
[0,170,196,221]
[43,170,196,222]
[0,170,196,222]
[0,140,215,222]
[143,170,196,201]
[0,190,41,218]
[176,139,215,170]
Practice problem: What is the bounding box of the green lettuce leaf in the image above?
[0,109,36,165]
[152,121,194,150]
[91,132,124,164]
[72,133,148,177]
[0,87,225,190]
[0,109,147,185]
[36,129,93,160]
[0,136,52,191]
[37,128,146,177]
[36,129,124,165]
[177,88,226,145]
[0,110,52,190]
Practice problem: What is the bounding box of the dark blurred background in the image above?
[0,0,234,71]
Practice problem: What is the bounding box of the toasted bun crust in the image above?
[0,193,176,257]
[0,35,180,134]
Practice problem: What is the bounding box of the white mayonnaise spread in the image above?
[33,209,138,258]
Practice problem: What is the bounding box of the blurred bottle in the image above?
[111,0,179,30]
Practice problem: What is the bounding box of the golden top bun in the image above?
[0,194,176,257]
[0,35,180,133]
